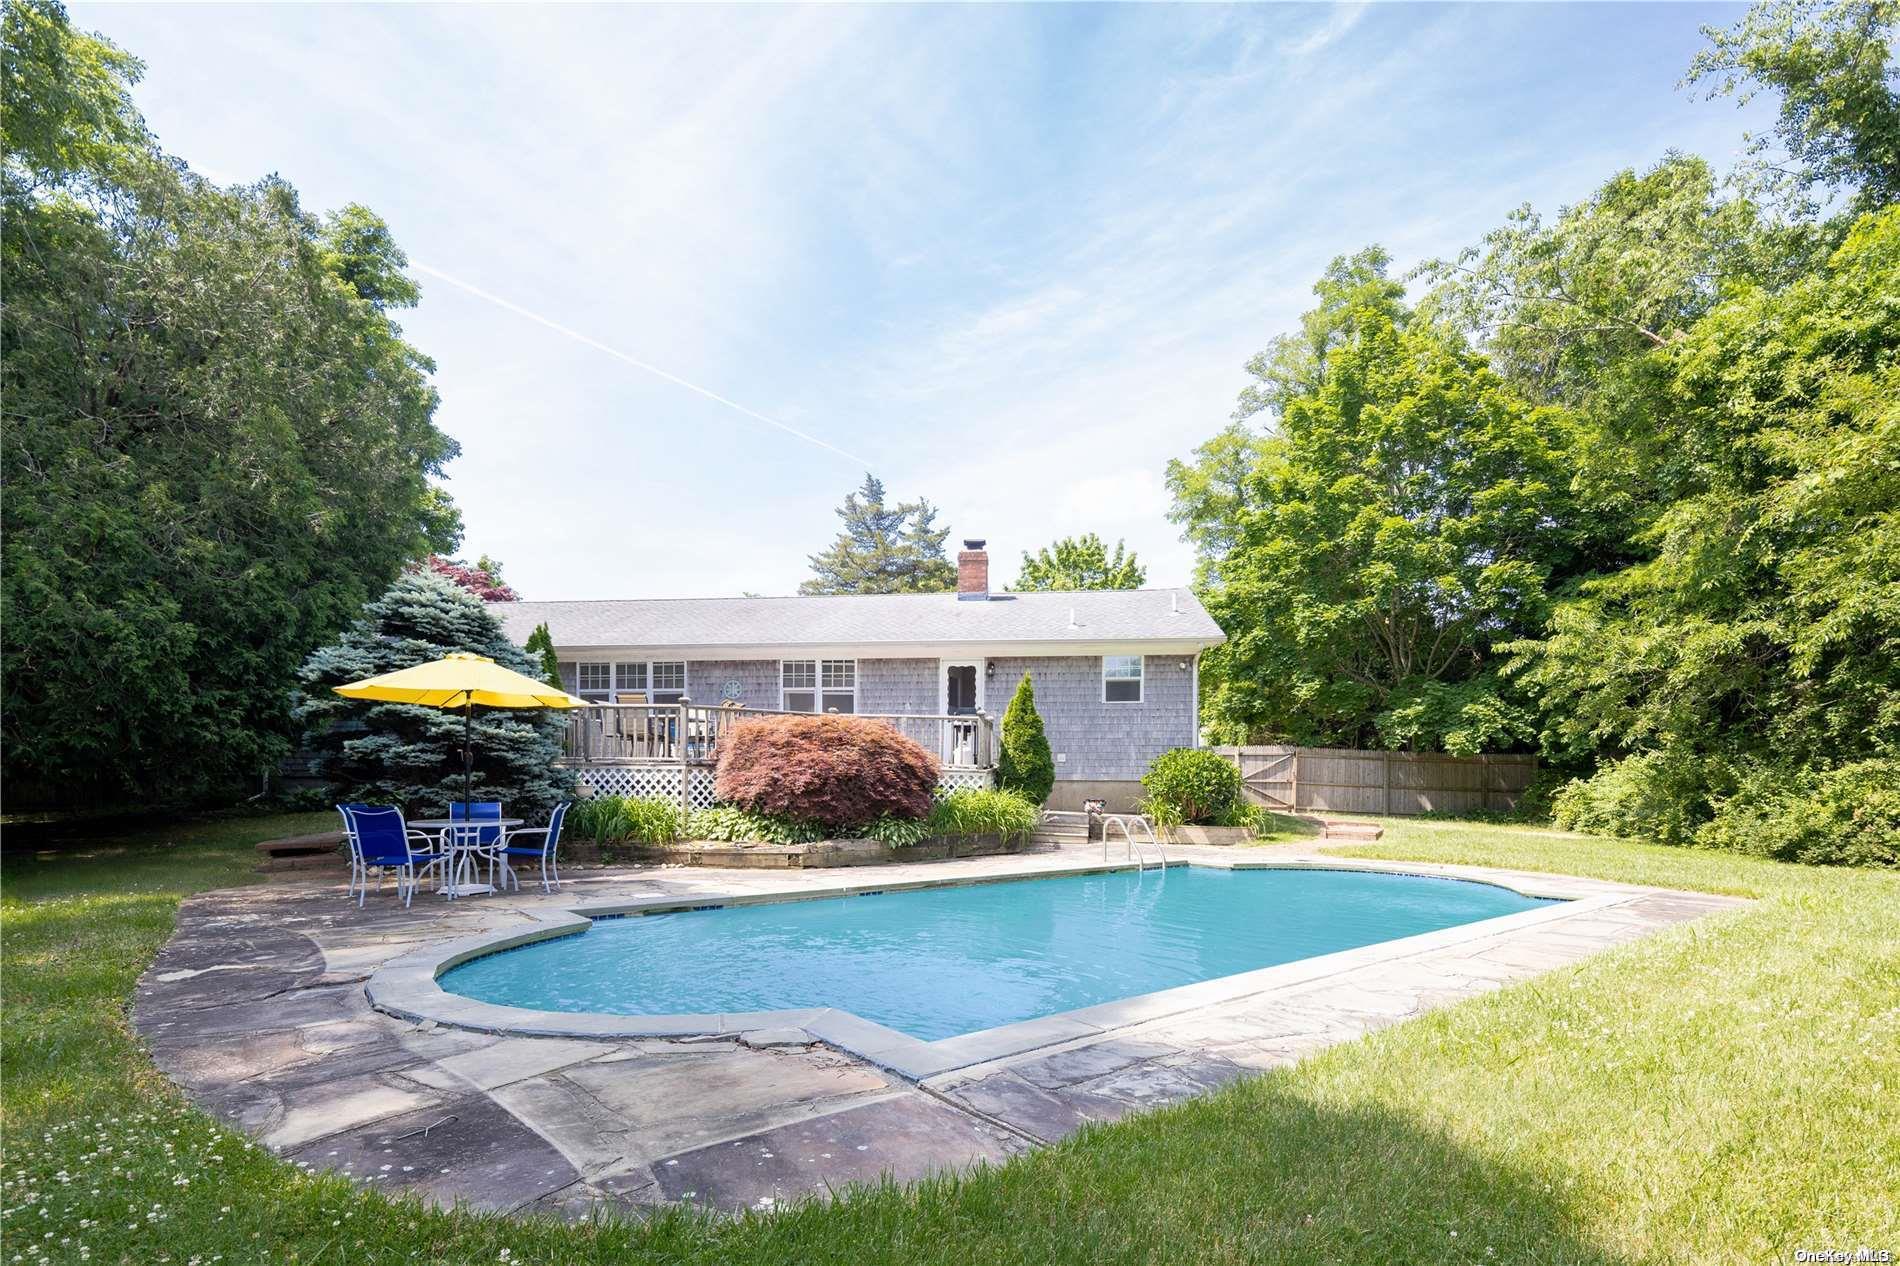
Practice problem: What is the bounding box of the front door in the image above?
[945,664,979,715]
[941,661,983,766]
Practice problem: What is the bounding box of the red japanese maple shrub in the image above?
[713,714,940,829]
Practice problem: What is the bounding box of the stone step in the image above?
[255,830,345,857]
[1317,819,1384,841]
[256,850,348,874]
[254,830,347,874]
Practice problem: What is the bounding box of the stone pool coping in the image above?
[366,856,1633,1081]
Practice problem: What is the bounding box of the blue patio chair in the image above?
[346,805,449,908]
[336,802,374,904]
[448,800,506,891]
[501,802,570,893]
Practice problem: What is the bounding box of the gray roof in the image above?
[491,588,1225,653]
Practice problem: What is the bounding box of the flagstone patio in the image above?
[132,845,1743,1217]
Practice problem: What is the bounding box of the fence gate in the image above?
[1232,748,1296,810]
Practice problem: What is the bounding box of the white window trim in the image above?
[574,661,613,701]
[571,659,687,702]
[1103,654,1144,704]
[938,658,986,716]
[648,660,688,698]
[779,658,857,713]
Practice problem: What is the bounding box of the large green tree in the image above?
[1507,208,1900,840]
[801,474,955,594]
[1012,534,1145,592]
[1188,255,1584,754]
[295,573,576,818]
[1415,1,1900,856]
[1686,0,1900,213]
[1,1,459,807]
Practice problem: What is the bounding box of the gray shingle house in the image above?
[491,541,1226,811]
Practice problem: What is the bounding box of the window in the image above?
[650,661,687,702]
[576,662,612,701]
[1103,655,1143,703]
[782,659,856,713]
[614,662,647,696]
[572,660,685,702]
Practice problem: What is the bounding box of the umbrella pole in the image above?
[463,699,474,814]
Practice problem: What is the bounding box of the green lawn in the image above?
[3,812,1895,1264]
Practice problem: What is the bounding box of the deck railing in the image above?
[560,702,995,770]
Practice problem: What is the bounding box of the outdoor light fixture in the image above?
[985,663,995,680]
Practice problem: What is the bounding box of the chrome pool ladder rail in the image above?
[1033,809,1166,870]
[1101,813,1166,870]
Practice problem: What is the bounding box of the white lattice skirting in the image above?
[568,764,992,804]
[570,765,718,809]
[938,767,995,792]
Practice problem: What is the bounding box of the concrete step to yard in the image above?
[255,831,346,873]
[1312,818,1384,841]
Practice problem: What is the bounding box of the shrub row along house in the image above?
[492,541,1226,811]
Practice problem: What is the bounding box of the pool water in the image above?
[441,866,1557,1041]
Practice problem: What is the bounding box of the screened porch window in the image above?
[1103,655,1143,703]
[782,659,856,713]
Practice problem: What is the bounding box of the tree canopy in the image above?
[1,1,459,807]
[1685,0,1900,212]
[1173,0,1900,861]
[426,556,518,602]
[1190,256,1581,754]
[1012,534,1146,592]
[801,474,955,595]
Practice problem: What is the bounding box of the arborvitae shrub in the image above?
[996,673,1055,805]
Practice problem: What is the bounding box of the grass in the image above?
[3,811,1896,1263]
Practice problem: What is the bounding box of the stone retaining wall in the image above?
[605,833,1027,870]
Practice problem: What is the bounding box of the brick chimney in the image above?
[956,539,989,601]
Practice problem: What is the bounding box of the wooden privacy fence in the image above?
[1214,745,1535,816]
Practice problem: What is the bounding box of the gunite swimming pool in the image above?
[439,866,1559,1042]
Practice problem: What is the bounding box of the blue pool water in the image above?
[441,867,1557,1041]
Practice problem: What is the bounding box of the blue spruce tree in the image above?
[296,572,577,818]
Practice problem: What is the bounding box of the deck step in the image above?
[254,831,346,873]
[256,851,349,874]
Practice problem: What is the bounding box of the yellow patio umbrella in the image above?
[333,652,585,814]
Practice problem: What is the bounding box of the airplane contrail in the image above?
[412,261,870,467]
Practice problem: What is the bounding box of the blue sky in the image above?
[73,2,1762,599]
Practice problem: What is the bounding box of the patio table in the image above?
[409,817,523,897]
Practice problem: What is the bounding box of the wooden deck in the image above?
[561,702,997,772]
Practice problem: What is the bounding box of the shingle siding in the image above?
[858,659,938,714]
[561,649,1197,783]
[683,660,778,708]
[986,655,1195,783]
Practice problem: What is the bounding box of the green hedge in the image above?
[570,789,1041,852]
[1140,748,1244,826]
[566,795,683,845]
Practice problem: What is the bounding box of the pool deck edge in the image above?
[363,854,1707,1079]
